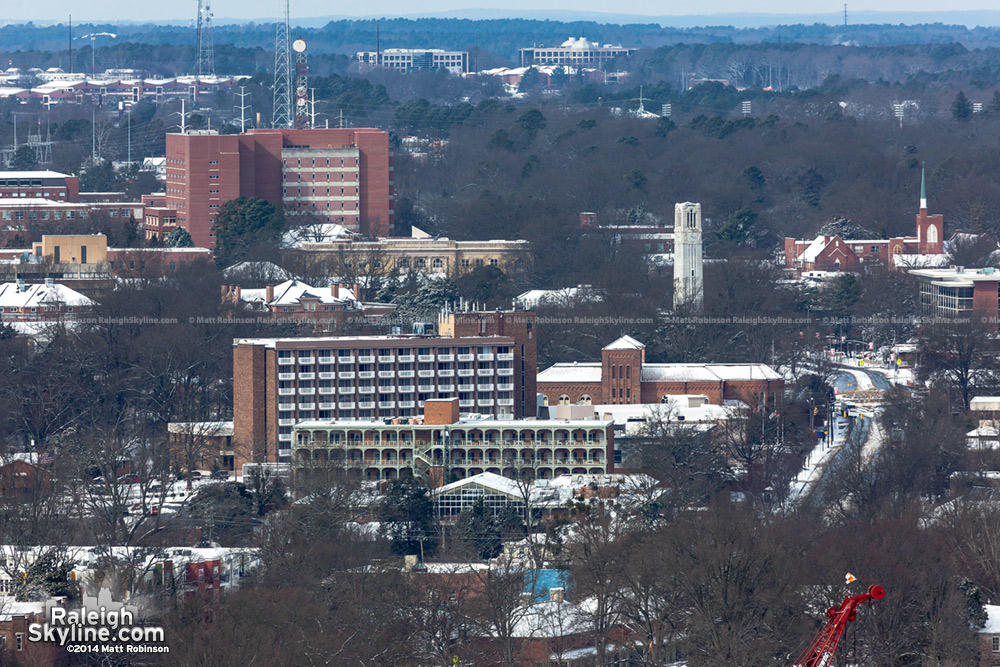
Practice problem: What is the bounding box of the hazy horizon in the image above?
[5,3,1000,27]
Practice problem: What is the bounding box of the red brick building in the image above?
[0,170,79,201]
[165,128,393,248]
[537,335,783,408]
[783,171,944,274]
[233,319,536,468]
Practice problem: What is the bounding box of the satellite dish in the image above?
[292,39,307,53]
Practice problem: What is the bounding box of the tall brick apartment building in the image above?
[233,310,536,467]
[165,128,393,248]
[537,335,783,408]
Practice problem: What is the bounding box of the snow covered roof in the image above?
[0,170,72,179]
[893,254,950,269]
[267,279,359,306]
[797,236,832,263]
[0,282,93,309]
[602,335,644,351]
[167,421,234,437]
[982,605,1000,633]
[514,285,601,309]
[431,472,523,498]
[537,363,602,383]
[281,223,356,249]
[510,599,592,638]
[222,261,293,282]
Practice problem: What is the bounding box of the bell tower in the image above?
[674,202,704,309]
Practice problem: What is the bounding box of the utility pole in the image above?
[173,99,188,134]
[68,15,72,74]
[235,86,251,132]
[308,88,317,128]
[91,107,96,164]
[127,109,131,166]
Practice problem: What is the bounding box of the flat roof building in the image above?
[519,37,634,68]
[165,128,393,248]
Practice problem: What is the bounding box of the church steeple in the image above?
[920,165,927,211]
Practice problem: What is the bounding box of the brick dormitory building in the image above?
[232,309,537,469]
[164,127,393,248]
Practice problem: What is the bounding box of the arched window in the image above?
[626,366,631,379]
[542,395,549,406]
[927,225,938,244]
[579,394,592,405]
[618,365,624,380]
[558,394,570,406]
[611,366,616,379]
[432,258,444,269]
[660,395,672,404]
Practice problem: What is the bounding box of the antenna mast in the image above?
[844,3,848,26]
[68,15,72,74]
[272,0,292,128]
[293,38,309,129]
[235,86,252,132]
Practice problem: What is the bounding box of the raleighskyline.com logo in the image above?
[27,588,167,653]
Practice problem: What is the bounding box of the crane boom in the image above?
[791,584,884,667]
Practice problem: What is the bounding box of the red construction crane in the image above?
[791,584,885,667]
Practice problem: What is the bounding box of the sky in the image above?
[2,0,999,25]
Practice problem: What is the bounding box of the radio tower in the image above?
[293,39,309,129]
[196,0,215,77]
[272,0,292,128]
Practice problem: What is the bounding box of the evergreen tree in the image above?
[952,90,973,121]
[211,197,285,266]
[164,227,194,248]
[8,145,38,171]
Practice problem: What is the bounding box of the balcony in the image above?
[477,368,495,376]
[298,356,315,365]
[338,387,355,395]
[298,403,315,411]
[438,384,455,392]
[278,388,295,396]
[477,384,494,392]
[278,357,295,366]
[359,401,376,410]
[418,354,435,362]
[398,370,415,378]
[358,371,376,379]
[417,370,435,378]
[378,371,395,378]
[477,353,494,361]
[418,384,435,392]
[458,384,475,392]
[278,372,295,381]
[398,354,415,363]
[398,385,415,393]
[359,386,376,394]
[379,401,396,409]
[459,399,475,407]
[497,368,514,377]
[399,401,415,408]
[438,369,455,377]
[318,372,336,380]
[378,386,396,393]
[497,352,514,361]
[299,372,316,380]
[278,418,295,426]
[478,399,495,407]
[278,403,294,412]
[339,372,356,380]
[338,356,355,364]
[438,354,455,362]
[319,402,336,410]
[357,355,375,364]
[278,433,292,442]
[458,369,475,377]
[378,355,395,363]
[298,387,316,395]
[498,398,515,406]
[318,387,335,395]
[497,383,514,391]
[318,356,335,364]
[457,354,474,362]
[338,402,356,410]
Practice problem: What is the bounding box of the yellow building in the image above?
[31,234,108,265]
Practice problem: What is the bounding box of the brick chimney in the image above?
[265,285,275,303]
[579,212,596,228]
[351,283,361,301]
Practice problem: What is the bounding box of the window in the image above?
[558,394,570,405]
[993,636,1000,652]
[579,394,592,405]
[15,633,22,651]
